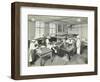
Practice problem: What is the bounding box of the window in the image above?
[49,23,56,35]
[35,21,45,38]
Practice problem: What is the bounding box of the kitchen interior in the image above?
[28,15,88,66]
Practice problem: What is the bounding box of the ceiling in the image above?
[28,15,88,25]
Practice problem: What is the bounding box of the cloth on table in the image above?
[36,47,52,57]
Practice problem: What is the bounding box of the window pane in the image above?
[36,21,40,27]
[35,21,45,38]
[35,27,40,38]
[41,22,45,27]
[40,29,44,37]
[49,23,56,35]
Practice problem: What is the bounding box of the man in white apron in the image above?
[76,35,81,55]
[29,40,38,64]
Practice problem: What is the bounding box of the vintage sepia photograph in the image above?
[28,15,88,66]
